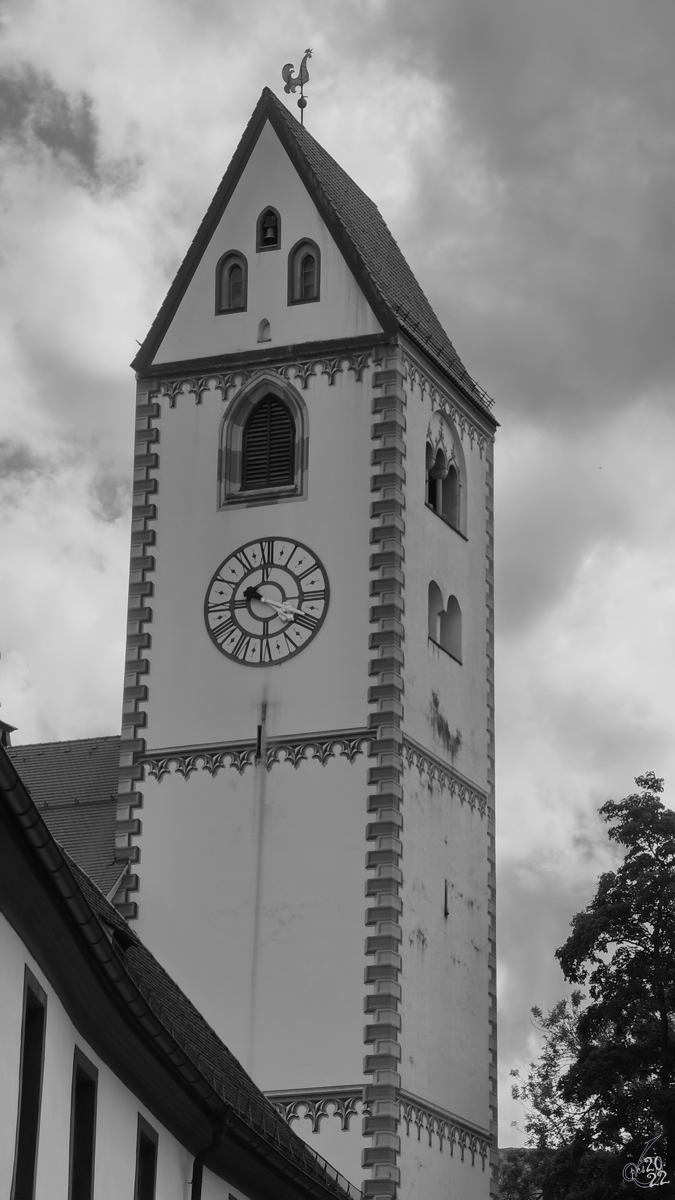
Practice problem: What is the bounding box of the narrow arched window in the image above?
[428,581,444,643]
[300,253,317,300]
[242,396,295,491]
[442,465,459,529]
[440,596,462,662]
[288,239,321,304]
[216,252,247,313]
[426,447,448,514]
[228,264,243,309]
[257,207,280,250]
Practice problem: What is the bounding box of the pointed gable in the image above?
[134,88,494,421]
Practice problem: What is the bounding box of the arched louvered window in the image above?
[242,396,295,490]
[215,251,247,313]
[288,239,321,304]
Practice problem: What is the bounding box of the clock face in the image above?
[204,537,329,666]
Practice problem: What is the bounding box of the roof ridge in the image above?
[9,734,121,751]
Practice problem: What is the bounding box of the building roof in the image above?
[132,88,496,425]
[0,742,360,1200]
[7,736,122,895]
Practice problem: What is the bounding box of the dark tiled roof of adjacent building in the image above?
[7,736,122,895]
[133,88,496,423]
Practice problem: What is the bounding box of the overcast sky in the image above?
[1,0,674,1147]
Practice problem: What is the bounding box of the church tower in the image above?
[114,88,498,1199]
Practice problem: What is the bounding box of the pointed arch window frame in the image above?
[215,250,248,314]
[256,206,281,252]
[218,373,309,508]
[287,238,321,305]
[425,415,468,539]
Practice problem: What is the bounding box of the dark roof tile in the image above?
[7,736,121,894]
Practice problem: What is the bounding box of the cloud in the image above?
[337,0,675,424]
[0,63,99,180]
[0,447,128,743]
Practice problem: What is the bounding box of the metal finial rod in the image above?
[281,48,312,126]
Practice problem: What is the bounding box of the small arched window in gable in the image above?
[216,252,247,313]
[257,207,280,251]
[288,239,321,304]
[242,395,295,491]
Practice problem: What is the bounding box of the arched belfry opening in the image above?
[257,207,280,250]
[218,373,308,506]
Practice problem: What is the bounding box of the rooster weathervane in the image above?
[282,48,312,126]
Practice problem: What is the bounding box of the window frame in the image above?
[428,582,462,664]
[134,1115,158,1200]
[256,206,281,252]
[424,419,467,538]
[287,238,321,305]
[219,373,308,509]
[215,251,248,314]
[11,967,47,1200]
[68,1048,98,1200]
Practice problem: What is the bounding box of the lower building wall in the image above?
[399,1126,490,1200]
[0,912,239,1200]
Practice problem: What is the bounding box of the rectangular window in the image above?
[134,1116,158,1200]
[11,969,47,1200]
[68,1049,98,1200]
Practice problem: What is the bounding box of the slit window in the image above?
[242,396,295,490]
[12,970,47,1200]
[134,1116,158,1200]
[68,1050,98,1200]
[216,252,247,313]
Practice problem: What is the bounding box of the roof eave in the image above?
[131,90,273,372]
[398,324,499,429]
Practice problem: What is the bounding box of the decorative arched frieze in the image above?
[268,1087,369,1133]
[399,1096,490,1169]
[139,729,371,783]
[145,349,374,409]
[402,736,488,817]
[402,350,493,457]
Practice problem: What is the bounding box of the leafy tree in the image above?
[505,996,625,1199]
[504,773,675,1198]
[556,772,675,1187]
